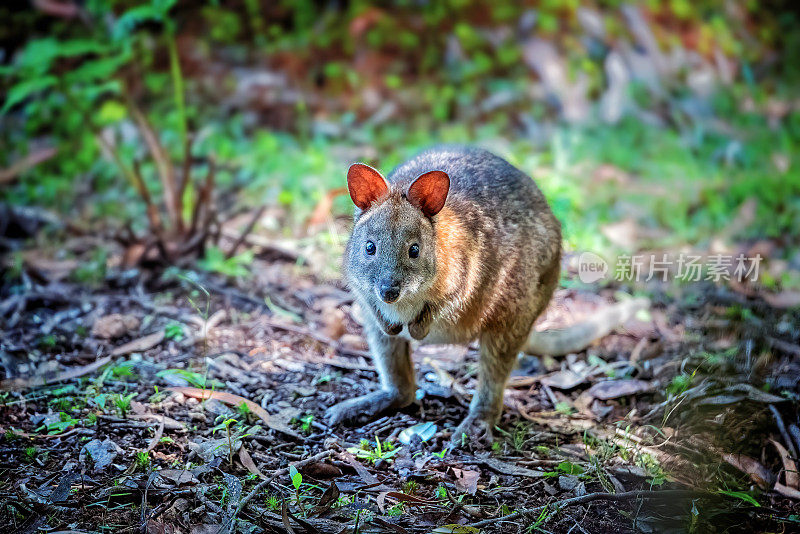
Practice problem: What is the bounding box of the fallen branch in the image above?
[0,146,57,184]
[222,449,333,533]
[225,206,267,259]
[0,355,112,391]
[468,489,701,528]
[164,387,300,439]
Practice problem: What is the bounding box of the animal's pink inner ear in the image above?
[347,163,389,210]
[407,170,450,217]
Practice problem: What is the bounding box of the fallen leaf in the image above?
[165,387,301,438]
[586,379,652,400]
[80,438,123,472]
[146,416,165,452]
[239,445,266,479]
[481,458,546,478]
[384,491,439,505]
[340,451,393,491]
[306,187,347,228]
[112,331,165,356]
[762,290,800,309]
[770,439,799,490]
[774,482,800,499]
[156,469,199,486]
[128,413,186,431]
[431,526,480,534]
[21,251,78,282]
[696,384,787,406]
[310,482,340,516]
[451,467,480,495]
[722,453,774,489]
[541,370,588,390]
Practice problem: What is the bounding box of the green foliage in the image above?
[197,246,254,278]
[297,414,314,434]
[347,436,401,464]
[110,361,136,379]
[135,451,151,470]
[667,373,693,396]
[719,490,760,507]
[289,464,302,490]
[23,446,39,463]
[38,412,81,435]
[543,461,586,478]
[113,392,136,417]
[156,368,219,389]
[164,322,185,341]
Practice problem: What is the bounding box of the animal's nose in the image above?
[378,281,401,303]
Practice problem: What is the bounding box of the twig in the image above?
[226,205,266,259]
[767,336,800,357]
[769,405,798,459]
[0,355,112,391]
[468,489,701,528]
[0,146,57,184]
[222,450,333,533]
[146,416,165,453]
[261,317,372,360]
[189,158,215,237]
[789,424,800,460]
[128,101,179,229]
[176,133,195,233]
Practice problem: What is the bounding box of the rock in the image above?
[558,474,580,491]
[188,436,241,462]
[92,314,140,339]
[80,438,123,471]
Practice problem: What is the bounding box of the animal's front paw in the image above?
[407,319,430,340]
[408,302,433,340]
[448,415,495,450]
[326,390,411,426]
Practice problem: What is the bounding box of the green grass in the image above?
[3,83,798,267]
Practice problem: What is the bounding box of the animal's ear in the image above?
[407,170,450,217]
[347,163,389,210]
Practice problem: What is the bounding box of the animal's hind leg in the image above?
[450,330,523,448]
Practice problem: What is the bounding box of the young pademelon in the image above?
[328,146,562,446]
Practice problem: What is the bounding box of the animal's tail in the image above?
[524,297,650,356]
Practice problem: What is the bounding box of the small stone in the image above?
[92,314,140,339]
[558,475,580,491]
[80,438,123,472]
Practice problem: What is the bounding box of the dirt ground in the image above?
[1,244,799,533]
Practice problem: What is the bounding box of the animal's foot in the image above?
[448,414,495,450]
[326,390,412,426]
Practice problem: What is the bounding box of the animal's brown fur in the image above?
[329,146,563,447]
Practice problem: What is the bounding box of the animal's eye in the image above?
[409,243,420,258]
[365,241,376,255]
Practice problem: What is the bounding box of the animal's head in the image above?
[344,163,450,312]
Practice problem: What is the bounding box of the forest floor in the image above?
[1,224,799,534]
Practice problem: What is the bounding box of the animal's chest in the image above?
[397,317,477,345]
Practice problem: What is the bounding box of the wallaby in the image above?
[328,146,645,446]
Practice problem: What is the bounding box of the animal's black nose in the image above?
[378,281,401,303]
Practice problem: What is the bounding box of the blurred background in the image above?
[2,0,799,282]
[2,4,800,531]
